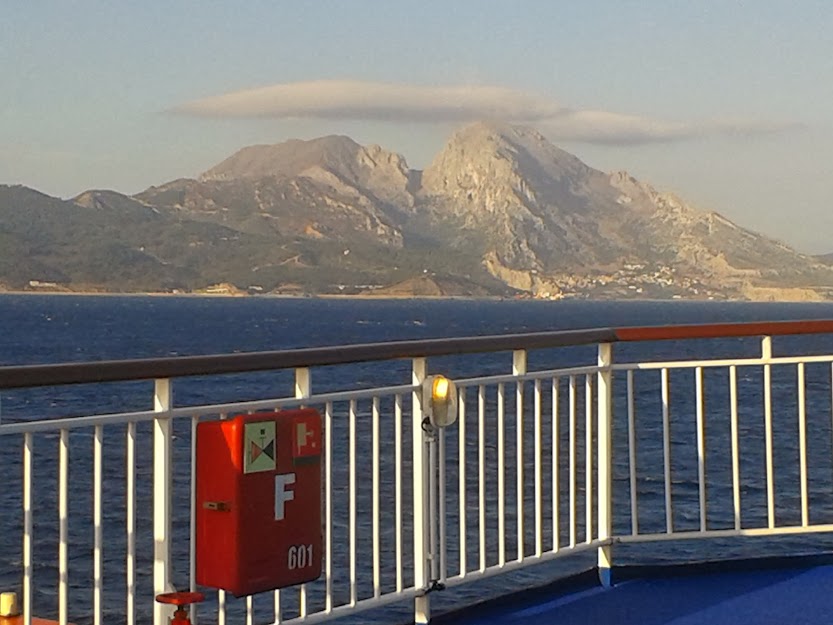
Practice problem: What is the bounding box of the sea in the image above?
[4,294,833,624]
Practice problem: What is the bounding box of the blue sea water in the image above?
[5,294,833,366]
[4,294,833,624]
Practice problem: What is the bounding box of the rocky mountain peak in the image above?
[200,135,413,207]
[418,122,627,271]
[200,135,361,182]
[423,121,591,190]
[421,121,601,212]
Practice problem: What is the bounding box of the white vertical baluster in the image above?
[59,428,69,625]
[569,376,577,548]
[552,378,560,552]
[458,387,467,577]
[730,366,741,530]
[497,382,506,565]
[627,370,638,535]
[478,385,486,572]
[93,425,103,625]
[126,422,136,625]
[762,336,775,528]
[373,396,381,597]
[294,367,310,400]
[325,401,334,611]
[269,595,279,625]
[695,367,707,532]
[153,379,173,625]
[534,379,542,557]
[514,350,526,562]
[246,596,254,625]
[349,399,357,606]
[597,344,613,586]
[218,409,228,625]
[23,432,33,625]
[295,367,311,617]
[585,374,593,543]
[394,395,403,593]
[798,362,809,526]
[412,358,430,624]
[218,591,226,625]
[661,368,673,533]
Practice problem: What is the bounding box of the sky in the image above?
[2,0,832,252]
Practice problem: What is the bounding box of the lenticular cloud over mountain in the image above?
[174,80,561,123]
[172,79,797,146]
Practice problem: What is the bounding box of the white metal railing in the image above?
[613,340,833,545]
[3,322,833,624]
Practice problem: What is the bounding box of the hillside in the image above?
[1,122,831,300]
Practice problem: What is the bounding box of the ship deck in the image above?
[442,557,833,625]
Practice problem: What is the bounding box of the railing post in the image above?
[295,367,311,619]
[513,350,527,562]
[762,335,775,528]
[23,432,33,625]
[295,367,311,401]
[597,343,613,587]
[412,358,431,624]
[58,429,69,625]
[153,379,173,625]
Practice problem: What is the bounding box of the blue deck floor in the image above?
[446,562,833,625]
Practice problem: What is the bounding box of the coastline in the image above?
[0,288,505,301]
[1,287,832,304]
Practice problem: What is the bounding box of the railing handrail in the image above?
[4,319,833,390]
[0,328,617,389]
[614,319,833,341]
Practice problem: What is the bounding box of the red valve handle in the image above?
[155,592,205,607]
[155,592,205,625]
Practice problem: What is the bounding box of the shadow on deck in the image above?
[440,555,833,625]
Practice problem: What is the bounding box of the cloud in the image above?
[544,110,801,145]
[172,80,797,145]
[173,80,561,123]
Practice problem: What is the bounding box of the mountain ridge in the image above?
[1,123,831,300]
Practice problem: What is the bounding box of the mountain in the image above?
[201,135,417,208]
[0,184,289,291]
[420,122,829,298]
[135,136,426,256]
[1,123,831,299]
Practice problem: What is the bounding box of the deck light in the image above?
[424,374,458,427]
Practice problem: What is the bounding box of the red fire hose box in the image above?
[195,409,322,596]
